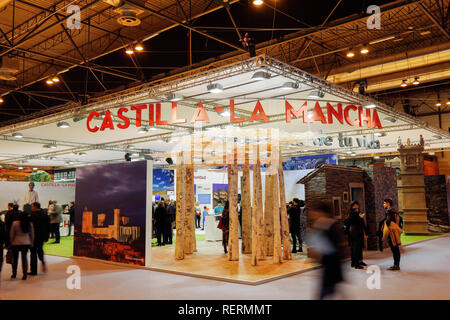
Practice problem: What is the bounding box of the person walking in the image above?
[67,202,75,236]
[344,201,367,269]
[220,201,230,254]
[154,201,168,246]
[195,202,201,229]
[29,202,50,275]
[201,206,208,230]
[287,198,303,253]
[307,201,346,300]
[9,212,34,280]
[0,215,6,281]
[382,199,402,271]
[165,201,176,245]
[48,201,62,243]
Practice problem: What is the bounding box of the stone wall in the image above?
[424,175,450,232]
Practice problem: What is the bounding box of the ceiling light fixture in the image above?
[166,93,183,102]
[308,89,325,99]
[57,121,70,128]
[0,97,3,103]
[12,132,23,138]
[384,116,397,123]
[125,47,134,55]
[253,0,263,5]
[436,102,442,107]
[134,43,144,51]
[400,79,408,87]
[33,167,38,170]
[18,167,23,170]
[360,45,369,54]
[362,101,376,109]
[369,36,396,45]
[220,107,231,117]
[138,126,149,134]
[412,76,420,85]
[251,70,271,81]
[43,143,57,149]
[346,50,355,58]
[46,79,54,85]
[281,82,299,90]
[374,132,386,137]
[52,76,60,83]
[207,83,224,93]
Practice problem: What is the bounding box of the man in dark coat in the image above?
[154,201,169,246]
[29,202,50,275]
[344,201,367,269]
[5,203,20,247]
[166,201,176,245]
[287,198,303,253]
[0,216,6,275]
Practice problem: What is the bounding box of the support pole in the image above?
[278,152,292,260]
[251,145,264,265]
[264,173,274,256]
[272,165,282,264]
[175,152,185,260]
[227,163,239,261]
[184,159,195,254]
[241,149,252,254]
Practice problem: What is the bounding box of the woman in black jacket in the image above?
[344,201,367,269]
[221,201,230,254]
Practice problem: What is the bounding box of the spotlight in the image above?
[447,101,450,105]
[52,76,60,83]
[78,152,86,156]
[412,76,420,85]
[374,132,386,137]
[57,121,70,128]
[125,47,134,55]
[43,144,57,149]
[134,43,144,51]
[138,126,149,134]
[220,107,230,117]
[308,89,325,99]
[166,157,173,165]
[360,46,369,54]
[166,93,183,102]
[125,153,132,162]
[0,97,3,103]
[12,132,23,138]
[46,79,54,85]
[362,101,376,109]
[18,167,23,170]
[281,82,299,90]
[384,116,397,123]
[400,79,408,87]
[253,0,263,5]
[73,115,86,122]
[33,167,38,170]
[374,156,380,160]
[436,102,442,107]
[207,83,224,93]
[346,50,355,58]
[251,71,271,81]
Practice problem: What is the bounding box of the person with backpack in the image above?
[382,198,403,271]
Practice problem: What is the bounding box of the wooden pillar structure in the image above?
[264,173,274,256]
[227,163,239,261]
[241,159,252,254]
[184,160,195,254]
[272,163,282,264]
[175,152,185,260]
[251,145,264,265]
[278,152,292,260]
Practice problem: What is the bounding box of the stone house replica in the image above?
[298,164,398,250]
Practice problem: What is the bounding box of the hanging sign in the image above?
[86,100,383,133]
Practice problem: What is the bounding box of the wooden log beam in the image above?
[264,173,274,256]
[184,160,195,254]
[241,160,252,254]
[272,165,282,264]
[278,152,292,260]
[227,163,239,261]
[252,144,264,265]
[175,152,186,260]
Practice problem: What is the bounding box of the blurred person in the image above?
[220,201,230,254]
[201,206,209,230]
[154,201,168,246]
[214,202,224,215]
[165,201,176,245]
[67,201,75,236]
[24,182,39,214]
[195,201,201,229]
[0,214,6,280]
[344,201,367,269]
[9,212,34,280]
[382,199,403,271]
[29,202,50,275]
[287,198,303,253]
[5,203,20,247]
[307,201,346,300]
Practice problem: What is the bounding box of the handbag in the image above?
[6,249,13,264]
[217,217,223,230]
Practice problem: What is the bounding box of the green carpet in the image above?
[400,232,444,245]
[43,236,74,258]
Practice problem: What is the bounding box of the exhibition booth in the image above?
[1,55,450,283]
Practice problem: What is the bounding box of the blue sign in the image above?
[153,169,174,191]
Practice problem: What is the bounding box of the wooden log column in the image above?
[241,160,252,254]
[227,163,239,261]
[272,167,282,264]
[175,153,186,260]
[264,173,274,256]
[184,161,195,254]
[278,153,292,260]
[251,147,264,265]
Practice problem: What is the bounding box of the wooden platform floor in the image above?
[150,240,318,284]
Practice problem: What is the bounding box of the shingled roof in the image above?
[297,164,364,184]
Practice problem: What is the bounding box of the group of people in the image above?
[152,199,176,246]
[0,202,51,281]
[344,198,403,271]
